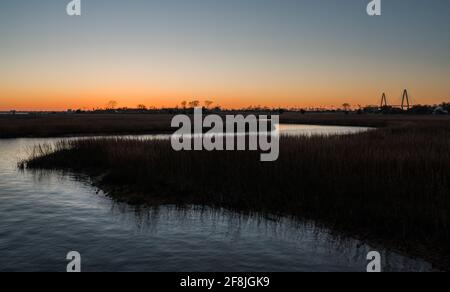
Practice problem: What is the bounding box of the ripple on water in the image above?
[0,131,435,272]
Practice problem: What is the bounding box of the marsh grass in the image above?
[3,112,450,138]
[0,114,173,138]
[19,122,450,270]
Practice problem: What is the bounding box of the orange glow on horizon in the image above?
[2,0,450,112]
[1,86,449,111]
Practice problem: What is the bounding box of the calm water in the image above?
[0,125,433,272]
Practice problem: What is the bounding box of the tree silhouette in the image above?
[204,100,214,109]
[106,100,118,110]
[342,103,351,112]
[188,100,200,108]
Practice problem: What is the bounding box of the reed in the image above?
[3,112,450,138]
[0,114,173,138]
[19,122,450,270]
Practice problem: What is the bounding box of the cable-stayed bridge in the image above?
[379,89,412,110]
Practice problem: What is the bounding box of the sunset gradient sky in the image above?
[1,0,449,110]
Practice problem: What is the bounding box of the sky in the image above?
[0,0,449,110]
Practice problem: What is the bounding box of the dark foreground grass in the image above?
[20,122,450,270]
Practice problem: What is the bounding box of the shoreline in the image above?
[76,172,444,272]
[2,113,450,139]
[18,122,450,271]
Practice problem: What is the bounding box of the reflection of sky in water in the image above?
[0,129,434,272]
[278,124,371,137]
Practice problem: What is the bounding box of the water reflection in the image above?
[0,125,434,272]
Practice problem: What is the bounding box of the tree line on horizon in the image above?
[65,99,450,115]
[5,100,449,115]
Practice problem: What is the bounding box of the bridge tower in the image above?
[380,92,388,108]
[401,89,410,110]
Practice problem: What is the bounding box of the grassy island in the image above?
[18,115,450,270]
